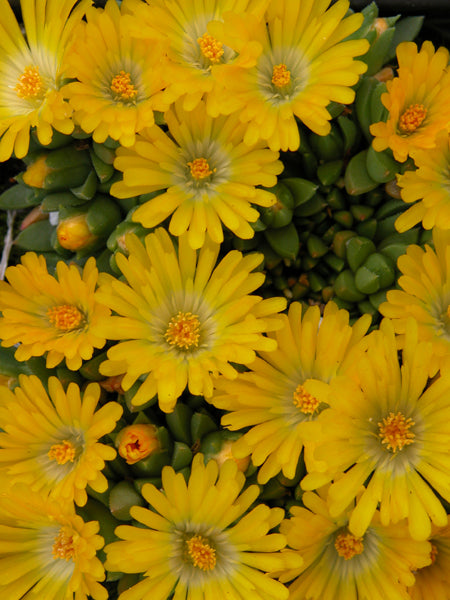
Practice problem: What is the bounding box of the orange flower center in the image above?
[334,532,364,560]
[272,64,291,88]
[15,65,43,99]
[186,535,216,570]
[399,103,427,133]
[52,527,76,561]
[110,70,138,101]
[187,157,215,180]
[293,384,320,414]
[197,33,224,64]
[165,311,200,350]
[378,412,415,452]
[47,304,83,331]
[430,543,438,564]
[48,440,76,465]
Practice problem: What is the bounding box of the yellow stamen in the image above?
[430,543,438,565]
[293,384,319,414]
[47,305,83,331]
[197,33,224,64]
[52,527,76,561]
[187,157,215,180]
[15,65,43,99]
[186,535,216,570]
[335,532,364,560]
[378,411,415,452]
[110,70,137,101]
[272,64,291,88]
[48,440,76,465]
[399,103,427,133]
[165,312,200,350]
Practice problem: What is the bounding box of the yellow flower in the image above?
[122,0,269,112]
[211,301,371,484]
[278,489,431,600]
[0,0,90,161]
[302,318,450,541]
[408,522,450,600]
[207,0,369,150]
[0,487,107,600]
[380,227,450,375]
[0,252,110,370]
[62,0,170,147]
[111,100,282,249]
[95,228,286,413]
[105,453,302,600]
[0,375,122,506]
[370,41,450,162]
[395,132,450,231]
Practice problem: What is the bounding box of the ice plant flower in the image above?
[395,132,450,231]
[111,100,282,249]
[63,0,170,147]
[206,0,369,150]
[380,227,450,375]
[95,228,286,413]
[122,0,269,112]
[370,41,450,162]
[211,301,371,484]
[0,375,123,506]
[0,487,107,600]
[105,453,302,600]
[0,252,110,370]
[278,488,431,600]
[115,424,160,465]
[408,522,450,600]
[0,0,90,161]
[302,318,450,541]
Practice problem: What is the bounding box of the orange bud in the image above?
[57,214,97,251]
[116,424,160,465]
[215,440,250,473]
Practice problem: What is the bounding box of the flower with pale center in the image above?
[371,41,450,162]
[105,454,302,599]
[302,318,450,542]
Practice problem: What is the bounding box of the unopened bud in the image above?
[57,214,98,251]
[115,424,160,465]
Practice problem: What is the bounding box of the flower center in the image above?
[430,543,438,565]
[334,532,364,560]
[187,157,215,180]
[52,527,76,561]
[165,311,201,350]
[293,384,319,414]
[47,304,83,331]
[186,535,216,570]
[48,440,76,465]
[197,33,224,64]
[272,64,291,88]
[15,65,43,99]
[110,70,138,102]
[399,103,427,133]
[378,411,415,452]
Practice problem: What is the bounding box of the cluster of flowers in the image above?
[1,0,450,599]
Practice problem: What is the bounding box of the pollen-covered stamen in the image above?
[197,33,224,64]
[186,535,216,570]
[293,384,320,414]
[187,157,215,180]
[47,304,84,331]
[110,70,138,101]
[378,411,415,452]
[52,527,76,561]
[335,531,364,560]
[165,311,201,350]
[15,65,43,99]
[399,103,427,133]
[48,440,76,465]
[430,543,438,564]
[272,63,291,88]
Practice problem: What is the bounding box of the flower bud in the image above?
[115,424,160,465]
[57,214,98,251]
